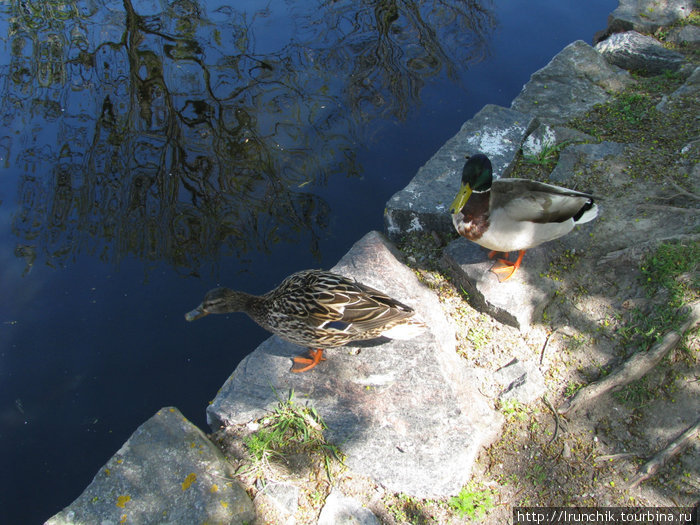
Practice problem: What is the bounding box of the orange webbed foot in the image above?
[489,250,526,282]
[291,348,326,373]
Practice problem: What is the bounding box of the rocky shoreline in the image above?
[47,1,699,524]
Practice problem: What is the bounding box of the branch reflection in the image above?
[1,0,494,273]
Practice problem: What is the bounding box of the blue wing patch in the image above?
[325,320,351,331]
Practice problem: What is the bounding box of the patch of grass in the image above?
[542,248,582,282]
[576,89,658,138]
[684,10,700,26]
[563,333,588,353]
[640,242,699,304]
[615,241,699,356]
[568,72,696,172]
[498,399,528,422]
[385,493,435,524]
[612,375,655,407]
[448,482,495,520]
[611,241,698,405]
[613,92,654,125]
[467,325,490,350]
[243,389,343,479]
[564,381,583,398]
[523,140,570,166]
[525,463,548,486]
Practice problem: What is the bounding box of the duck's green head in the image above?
[449,153,493,214]
[185,288,249,321]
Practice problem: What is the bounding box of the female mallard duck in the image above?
[450,153,598,281]
[185,269,425,372]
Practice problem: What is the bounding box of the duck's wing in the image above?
[492,179,594,224]
[306,273,415,333]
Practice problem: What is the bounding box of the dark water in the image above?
[0,1,613,522]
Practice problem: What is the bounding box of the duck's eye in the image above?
[205,298,223,308]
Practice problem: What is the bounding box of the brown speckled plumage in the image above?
[185,269,424,350]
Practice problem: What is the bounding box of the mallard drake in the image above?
[450,153,598,281]
[185,269,425,372]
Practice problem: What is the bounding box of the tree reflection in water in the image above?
[2,0,493,273]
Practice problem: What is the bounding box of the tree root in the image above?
[594,452,640,463]
[598,233,700,266]
[542,395,563,445]
[559,300,700,415]
[661,178,700,202]
[646,204,699,214]
[627,417,700,488]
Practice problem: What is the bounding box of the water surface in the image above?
[0,0,614,521]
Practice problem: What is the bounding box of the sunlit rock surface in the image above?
[595,31,685,75]
[494,359,546,405]
[318,490,381,525]
[521,124,595,159]
[511,40,633,125]
[207,231,503,497]
[441,239,559,331]
[606,0,695,35]
[383,104,536,240]
[45,407,254,525]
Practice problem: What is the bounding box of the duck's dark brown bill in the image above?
[184,305,209,321]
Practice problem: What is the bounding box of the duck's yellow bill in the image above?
[449,184,472,214]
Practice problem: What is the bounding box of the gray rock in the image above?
[207,231,503,497]
[494,359,546,405]
[549,141,627,183]
[595,31,685,75]
[656,66,700,112]
[318,490,380,525]
[384,105,535,240]
[680,138,700,193]
[666,24,700,48]
[46,407,254,525]
[255,482,299,524]
[441,239,559,331]
[511,41,633,126]
[606,0,695,35]
[262,482,298,514]
[521,124,595,159]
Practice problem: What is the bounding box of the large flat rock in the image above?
[549,141,627,183]
[441,239,559,331]
[511,40,633,125]
[46,407,254,525]
[207,231,503,498]
[384,104,535,240]
[595,31,685,75]
[606,0,695,35]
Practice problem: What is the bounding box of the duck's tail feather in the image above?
[573,199,598,225]
[380,317,427,340]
